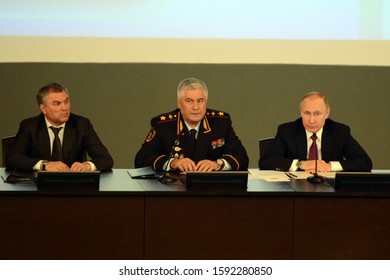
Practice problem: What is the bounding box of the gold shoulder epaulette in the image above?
[155,111,179,123]
[206,110,227,118]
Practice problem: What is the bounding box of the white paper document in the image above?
[249,170,290,182]
[249,170,336,181]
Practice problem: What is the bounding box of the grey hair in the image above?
[177,78,208,99]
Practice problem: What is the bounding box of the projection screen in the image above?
[1,0,389,65]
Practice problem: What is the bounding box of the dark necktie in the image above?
[50,126,63,161]
[189,129,197,159]
[190,129,197,143]
[308,133,318,160]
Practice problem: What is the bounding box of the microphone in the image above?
[307,159,325,183]
[158,130,184,184]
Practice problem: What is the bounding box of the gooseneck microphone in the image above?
[307,157,325,183]
[158,130,184,184]
[307,160,325,184]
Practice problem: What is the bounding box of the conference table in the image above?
[1,168,389,260]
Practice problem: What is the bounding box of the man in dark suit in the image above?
[135,78,248,172]
[259,91,372,172]
[6,82,113,171]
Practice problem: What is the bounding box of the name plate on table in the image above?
[36,171,100,192]
[335,172,390,191]
[186,171,249,191]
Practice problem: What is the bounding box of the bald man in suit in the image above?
[259,92,372,172]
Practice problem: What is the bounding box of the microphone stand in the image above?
[158,169,177,184]
[158,131,183,184]
[307,159,325,183]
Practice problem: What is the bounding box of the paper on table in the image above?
[288,171,336,179]
[249,170,290,182]
[249,170,336,181]
[320,172,336,178]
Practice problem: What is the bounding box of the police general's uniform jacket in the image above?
[134,108,249,171]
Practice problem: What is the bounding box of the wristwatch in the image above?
[296,160,302,171]
[41,160,49,171]
[216,159,225,170]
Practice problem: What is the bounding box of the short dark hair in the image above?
[300,91,330,111]
[36,82,69,105]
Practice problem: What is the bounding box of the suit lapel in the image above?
[62,120,77,163]
[320,123,332,161]
[296,135,307,159]
[37,118,51,158]
[295,120,308,159]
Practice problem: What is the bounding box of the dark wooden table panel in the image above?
[0,196,144,259]
[144,196,294,259]
[294,197,390,259]
[2,168,390,260]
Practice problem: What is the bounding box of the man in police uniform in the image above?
[134,78,249,172]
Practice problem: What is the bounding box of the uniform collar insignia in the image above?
[177,111,184,135]
[176,110,212,134]
[202,117,211,133]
